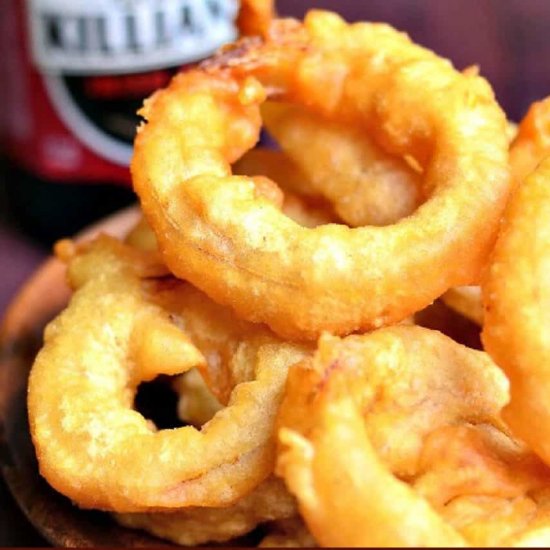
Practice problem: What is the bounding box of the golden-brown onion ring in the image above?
[441,286,483,326]
[28,236,308,511]
[124,215,158,251]
[276,326,550,546]
[419,426,550,547]
[442,105,546,327]
[237,0,274,37]
[261,101,422,226]
[483,157,550,468]
[173,369,222,428]
[258,518,317,547]
[234,148,316,199]
[125,189,334,262]
[509,97,550,184]
[132,11,510,340]
[114,477,295,546]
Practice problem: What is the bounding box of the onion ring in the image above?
[420,426,550,547]
[114,477,296,546]
[258,518,317,547]
[28,236,308,511]
[277,326,550,546]
[124,215,158,252]
[132,10,511,339]
[125,188,334,261]
[441,286,483,326]
[261,101,422,226]
[509,97,550,184]
[482,156,550,468]
[237,0,274,37]
[442,102,548,326]
[173,368,223,428]
[234,148,317,199]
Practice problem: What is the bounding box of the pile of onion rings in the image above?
[29,236,309,512]
[21,7,550,548]
[277,327,550,546]
[132,10,511,340]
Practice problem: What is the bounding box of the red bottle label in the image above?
[1,0,238,185]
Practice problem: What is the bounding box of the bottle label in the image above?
[4,0,238,180]
[28,0,239,75]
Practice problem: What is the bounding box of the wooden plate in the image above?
[0,207,174,547]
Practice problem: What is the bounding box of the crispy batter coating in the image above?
[173,369,222,428]
[261,101,422,226]
[442,100,550,327]
[483,157,550,470]
[258,518,317,547]
[28,236,308,511]
[277,326,550,546]
[132,10,511,340]
[125,187,334,264]
[114,478,295,546]
[441,286,483,326]
[237,0,274,37]
[509,97,550,184]
[234,148,317,199]
[124,215,158,252]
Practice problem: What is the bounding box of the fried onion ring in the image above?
[276,326,550,546]
[28,236,308,511]
[125,187,334,262]
[114,477,295,546]
[441,286,483,326]
[124,215,158,252]
[234,148,316,199]
[258,518,317,547]
[173,369,223,428]
[509,97,550,184]
[132,10,511,340]
[482,156,550,468]
[261,101,422,226]
[442,102,549,326]
[237,0,275,37]
[234,147,339,225]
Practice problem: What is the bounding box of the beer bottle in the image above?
[1,0,240,245]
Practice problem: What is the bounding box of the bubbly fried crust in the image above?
[237,0,274,37]
[234,148,316,199]
[114,478,295,546]
[132,10,510,340]
[441,286,483,326]
[483,157,550,469]
[277,326,550,546]
[509,97,550,184]
[28,236,308,512]
[261,101,422,226]
[442,99,550,328]
[258,517,317,547]
[173,369,223,428]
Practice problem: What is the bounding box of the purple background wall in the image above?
[278,0,550,121]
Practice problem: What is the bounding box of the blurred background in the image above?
[1,0,550,544]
